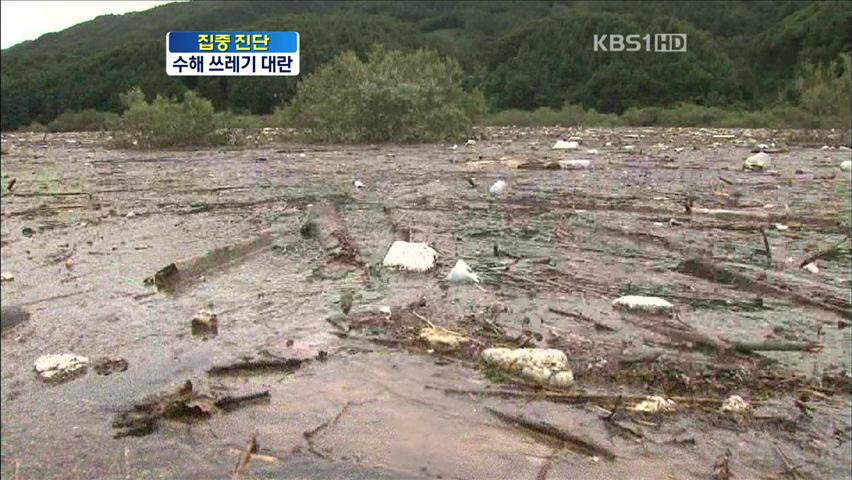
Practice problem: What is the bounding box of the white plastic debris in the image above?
[0,272,14,282]
[450,144,458,150]
[840,160,851,172]
[585,149,599,155]
[34,354,89,382]
[558,159,591,170]
[612,295,674,315]
[489,179,507,196]
[466,139,477,146]
[382,241,438,272]
[353,180,365,190]
[775,223,789,231]
[125,211,136,218]
[622,145,635,151]
[482,347,574,387]
[419,327,467,352]
[632,396,676,413]
[445,259,480,283]
[720,395,749,413]
[756,143,769,150]
[674,147,685,153]
[553,140,579,150]
[803,263,819,274]
[744,152,769,171]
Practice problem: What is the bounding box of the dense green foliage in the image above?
[110,87,224,148]
[47,109,119,132]
[287,48,485,142]
[1,1,850,130]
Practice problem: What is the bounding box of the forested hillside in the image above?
[1,0,850,129]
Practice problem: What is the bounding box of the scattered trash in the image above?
[631,395,676,413]
[756,143,769,150]
[92,356,129,375]
[1,305,30,332]
[720,395,749,413]
[775,223,789,231]
[841,160,851,172]
[353,180,365,190]
[611,295,674,315]
[585,149,599,155]
[0,272,14,282]
[450,144,458,150]
[674,147,685,153]
[553,140,579,150]
[126,211,135,218]
[482,347,574,387]
[191,309,218,336]
[419,326,468,352]
[34,354,89,383]
[802,262,819,274]
[558,159,591,170]
[445,259,480,283]
[466,139,476,146]
[382,241,438,272]
[743,152,769,171]
[489,179,507,196]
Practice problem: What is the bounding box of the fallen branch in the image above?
[208,358,302,376]
[228,448,277,464]
[799,235,849,268]
[548,306,617,332]
[486,407,617,461]
[232,432,258,480]
[731,341,823,353]
[215,390,271,411]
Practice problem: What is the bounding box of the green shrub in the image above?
[48,109,119,132]
[484,104,620,127]
[288,47,486,143]
[18,121,48,133]
[110,87,224,148]
[796,54,852,130]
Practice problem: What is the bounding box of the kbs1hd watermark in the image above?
[166,31,299,76]
[593,34,687,53]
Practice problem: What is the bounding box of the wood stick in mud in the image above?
[215,390,271,411]
[232,432,258,480]
[548,306,617,332]
[759,227,772,264]
[731,341,823,353]
[486,407,617,461]
[799,235,849,268]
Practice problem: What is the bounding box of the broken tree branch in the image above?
[548,306,617,332]
[759,227,772,264]
[799,235,849,268]
[486,407,617,461]
[232,432,258,480]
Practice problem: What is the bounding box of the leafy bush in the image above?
[288,48,486,142]
[796,55,852,130]
[48,109,119,132]
[110,87,224,148]
[18,121,48,133]
[484,104,620,127]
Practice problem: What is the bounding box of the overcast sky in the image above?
[1,1,180,49]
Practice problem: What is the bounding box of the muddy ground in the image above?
[1,127,850,480]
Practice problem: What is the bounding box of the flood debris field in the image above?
[1,127,850,480]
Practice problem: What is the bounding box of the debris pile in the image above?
[34,354,89,383]
[482,347,574,388]
[382,241,438,272]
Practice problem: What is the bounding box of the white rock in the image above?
[802,263,819,274]
[0,272,14,282]
[840,160,851,172]
[553,140,579,150]
[632,396,676,413]
[34,354,89,382]
[612,295,674,315]
[558,159,591,170]
[382,241,438,272]
[489,180,507,196]
[720,395,749,413]
[744,152,770,171]
[482,347,574,387]
[445,259,480,283]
